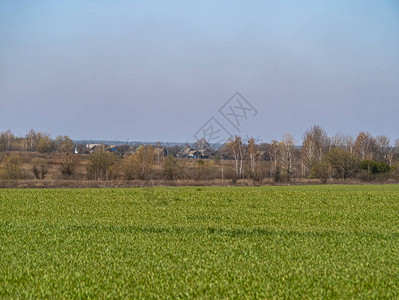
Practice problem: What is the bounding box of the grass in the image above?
[1,185,399,298]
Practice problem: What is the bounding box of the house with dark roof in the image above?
[176,147,202,159]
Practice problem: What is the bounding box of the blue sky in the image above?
[1,0,398,143]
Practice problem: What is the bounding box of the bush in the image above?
[359,160,391,175]
[311,160,330,183]
[273,165,282,183]
[325,148,359,180]
[163,156,180,180]
[60,154,77,177]
[0,154,23,186]
[32,159,48,180]
[86,149,116,180]
[122,146,154,180]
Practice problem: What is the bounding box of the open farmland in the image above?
[1,186,399,298]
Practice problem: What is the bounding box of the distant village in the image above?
[1,128,399,186]
[84,143,213,159]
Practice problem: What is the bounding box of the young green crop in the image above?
[1,185,399,298]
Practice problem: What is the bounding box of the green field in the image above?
[1,186,399,298]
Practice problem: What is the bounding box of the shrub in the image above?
[32,159,48,180]
[163,156,180,180]
[359,160,391,175]
[0,154,23,186]
[86,149,116,180]
[122,146,154,180]
[325,148,359,180]
[311,160,331,183]
[60,154,77,177]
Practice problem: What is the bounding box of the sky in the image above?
[1,0,399,144]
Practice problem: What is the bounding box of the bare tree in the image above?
[36,133,54,153]
[226,136,245,180]
[4,130,13,151]
[301,126,329,175]
[354,132,376,160]
[86,148,116,180]
[246,138,264,182]
[267,140,279,179]
[0,130,15,151]
[330,134,354,153]
[374,135,390,163]
[26,129,37,151]
[123,145,155,180]
[279,133,296,181]
[55,136,74,153]
[393,139,399,163]
[247,138,256,178]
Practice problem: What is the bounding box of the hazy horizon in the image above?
[1,1,398,143]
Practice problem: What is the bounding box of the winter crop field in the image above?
[1,186,399,298]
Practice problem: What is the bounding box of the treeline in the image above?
[1,127,399,186]
[0,129,78,186]
[0,129,117,155]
